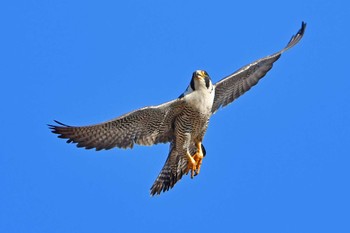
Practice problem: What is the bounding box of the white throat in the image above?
[184,87,215,114]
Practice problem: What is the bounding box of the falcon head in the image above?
[190,70,212,91]
[179,70,213,98]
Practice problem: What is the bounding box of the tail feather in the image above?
[150,142,187,196]
[150,142,206,196]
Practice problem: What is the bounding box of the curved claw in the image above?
[186,142,204,178]
[186,152,196,178]
[193,152,203,176]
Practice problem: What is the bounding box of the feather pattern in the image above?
[49,22,306,196]
[49,99,185,150]
[150,141,204,195]
[211,22,306,113]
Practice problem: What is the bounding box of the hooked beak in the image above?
[195,70,206,80]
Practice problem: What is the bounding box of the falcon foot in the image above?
[186,142,204,178]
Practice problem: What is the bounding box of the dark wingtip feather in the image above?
[53,120,71,127]
[296,21,307,38]
[301,21,307,31]
[284,21,306,51]
[48,120,70,128]
[48,120,72,135]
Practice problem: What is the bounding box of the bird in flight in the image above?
[49,22,306,196]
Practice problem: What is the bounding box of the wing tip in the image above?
[47,120,71,131]
[48,120,76,145]
[296,21,307,41]
[284,21,307,51]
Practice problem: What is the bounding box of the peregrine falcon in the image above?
[49,22,306,195]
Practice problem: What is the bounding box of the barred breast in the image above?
[181,88,215,139]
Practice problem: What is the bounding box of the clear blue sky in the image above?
[1,1,349,233]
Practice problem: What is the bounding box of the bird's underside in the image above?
[49,22,306,196]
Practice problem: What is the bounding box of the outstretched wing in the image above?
[211,22,306,114]
[150,142,206,196]
[49,98,185,150]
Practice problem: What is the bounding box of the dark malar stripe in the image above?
[204,76,210,89]
[190,77,195,90]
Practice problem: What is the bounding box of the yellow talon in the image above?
[193,142,204,176]
[186,142,204,178]
[186,152,196,178]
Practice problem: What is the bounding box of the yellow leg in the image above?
[193,142,204,176]
[186,152,196,178]
[186,142,204,178]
